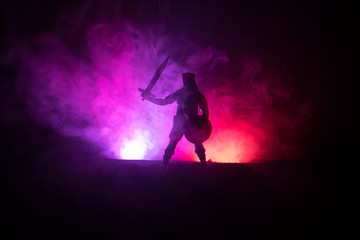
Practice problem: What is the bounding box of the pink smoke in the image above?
[10,20,311,163]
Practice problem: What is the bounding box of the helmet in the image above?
[182,72,197,90]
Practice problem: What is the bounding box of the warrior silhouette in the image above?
[142,73,209,168]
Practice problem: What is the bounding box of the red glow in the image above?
[14,22,309,164]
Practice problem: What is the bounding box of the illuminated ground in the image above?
[3,130,340,238]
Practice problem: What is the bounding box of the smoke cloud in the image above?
[4,1,312,163]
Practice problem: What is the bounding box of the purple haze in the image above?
[5,2,313,163]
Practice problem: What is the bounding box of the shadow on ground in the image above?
[2,123,341,238]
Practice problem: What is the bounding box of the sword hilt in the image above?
[138,88,155,101]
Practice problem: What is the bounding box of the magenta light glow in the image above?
[12,22,311,163]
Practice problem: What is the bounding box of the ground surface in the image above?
[3,128,342,238]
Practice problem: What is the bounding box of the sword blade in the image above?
[144,55,170,92]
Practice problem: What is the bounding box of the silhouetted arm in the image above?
[199,94,209,118]
[144,92,177,106]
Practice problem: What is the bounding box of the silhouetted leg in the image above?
[163,115,185,168]
[163,135,182,167]
[195,143,207,166]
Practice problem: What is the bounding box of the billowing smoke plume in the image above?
[5,1,312,163]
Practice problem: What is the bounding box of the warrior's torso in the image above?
[175,88,201,116]
[164,88,208,117]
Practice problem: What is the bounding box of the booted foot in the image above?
[200,162,208,167]
[161,162,168,169]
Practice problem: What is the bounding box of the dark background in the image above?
[1,0,354,237]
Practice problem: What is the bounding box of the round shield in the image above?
[185,115,212,144]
